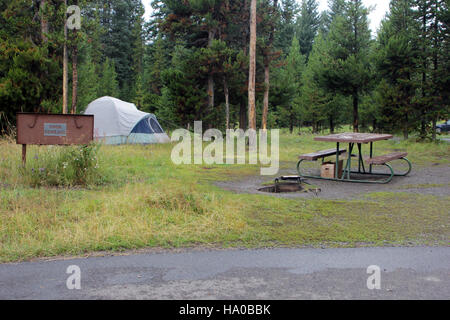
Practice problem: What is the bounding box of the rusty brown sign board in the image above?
[17,113,94,146]
[16,113,94,166]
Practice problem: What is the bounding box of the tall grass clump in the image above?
[22,143,111,187]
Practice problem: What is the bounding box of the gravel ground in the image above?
[215,163,450,200]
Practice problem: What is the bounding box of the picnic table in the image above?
[297,133,412,184]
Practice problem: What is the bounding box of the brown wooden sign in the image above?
[17,113,94,145]
[16,113,94,165]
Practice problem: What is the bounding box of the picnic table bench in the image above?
[297,133,412,184]
[366,152,408,165]
[299,148,347,161]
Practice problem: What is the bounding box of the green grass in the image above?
[0,129,449,262]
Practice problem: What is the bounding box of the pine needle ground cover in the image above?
[0,131,449,263]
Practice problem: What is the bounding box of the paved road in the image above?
[0,247,449,300]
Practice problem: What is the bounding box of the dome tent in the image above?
[84,97,170,145]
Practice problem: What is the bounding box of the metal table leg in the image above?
[335,142,340,180]
[357,143,366,174]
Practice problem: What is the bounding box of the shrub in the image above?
[23,143,109,187]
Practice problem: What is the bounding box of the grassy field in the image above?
[0,129,449,262]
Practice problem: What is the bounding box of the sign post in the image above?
[16,113,94,166]
[22,144,27,167]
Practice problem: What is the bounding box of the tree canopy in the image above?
[0,0,448,139]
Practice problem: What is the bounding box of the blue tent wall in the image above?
[126,115,168,144]
[98,115,169,145]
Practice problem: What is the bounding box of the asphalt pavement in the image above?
[0,246,449,300]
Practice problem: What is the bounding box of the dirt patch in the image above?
[215,163,450,200]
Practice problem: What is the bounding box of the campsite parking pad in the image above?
[214,163,450,200]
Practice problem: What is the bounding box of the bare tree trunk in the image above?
[329,116,334,134]
[224,78,230,129]
[403,114,409,140]
[240,99,247,130]
[420,3,428,139]
[312,122,317,134]
[261,65,270,130]
[353,91,359,133]
[71,30,78,114]
[248,5,257,131]
[432,117,437,141]
[208,75,214,111]
[40,0,48,43]
[63,0,68,114]
[432,2,439,142]
[261,0,277,131]
[208,28,215,126]
[248,0,257,131]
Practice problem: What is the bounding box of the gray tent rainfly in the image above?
[84,96,170,145]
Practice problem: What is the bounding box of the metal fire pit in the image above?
[258,176,306,193]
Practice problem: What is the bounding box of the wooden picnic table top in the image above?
[314,133,394,144]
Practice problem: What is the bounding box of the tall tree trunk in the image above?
[261,0,278,131]
[432,117,437,141]
[352,91,359,133]
[208,28,215,126]
[432,1,439,142]
[403,113,409,140]
[224,78,230,129]
[40,0,48,43]
[261,65,270,130]
[71,30,78,114]
[248,0,257,130]
[312,122,318,134]
[289,117,294,134]
[420,4,428,139]
[240,99,247,130]
[62,0,68,114]
[329,116,334,134]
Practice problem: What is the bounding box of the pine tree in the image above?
[142,34,169,113]
[300,33,330,133]
[161,45,206,127]
[98,58,119,97]
[428,0,449,140]
[276,0,300,55]
[319,0,346,36]
[0,0,62,119]
[132,74,145,109]
[328,0,347,20]
[261,0,280,130]
[321,0,372,132]
[284,36,305,132]
[98,0,145,101]
[375,0,419,139]
[77,46,100,112]
[131,2,145,102]
[296,0,320,58]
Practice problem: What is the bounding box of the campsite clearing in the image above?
[0,130,449,263]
